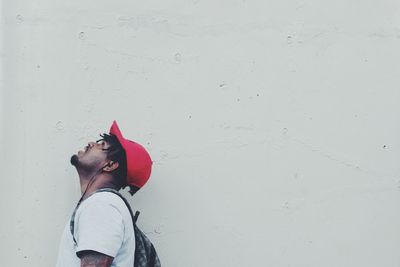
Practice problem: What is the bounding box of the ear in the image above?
[102,161,119,172]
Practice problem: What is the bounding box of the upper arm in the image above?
[78,250,114,267]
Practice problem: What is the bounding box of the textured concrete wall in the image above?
[1,0,400,266]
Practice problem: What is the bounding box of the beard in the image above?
[70,154,96,173]
[70,154,79,166]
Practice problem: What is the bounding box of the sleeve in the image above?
[74,201,125,258]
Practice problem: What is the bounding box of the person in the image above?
[56,120,153,267]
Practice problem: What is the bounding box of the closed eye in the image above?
[96,139,105,145]
[96,139,110,150]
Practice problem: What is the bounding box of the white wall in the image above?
[1,0,400,266]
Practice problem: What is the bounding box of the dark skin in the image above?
[71,139,121,266]
[78,250,113,267]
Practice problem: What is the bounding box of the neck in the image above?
[77,168,119,200]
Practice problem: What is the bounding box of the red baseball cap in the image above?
[109,120,153,188]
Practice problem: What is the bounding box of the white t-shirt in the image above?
[56,191,135,267]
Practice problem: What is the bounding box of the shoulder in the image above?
[73,191,135,263]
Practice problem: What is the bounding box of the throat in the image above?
[79,173,120,200]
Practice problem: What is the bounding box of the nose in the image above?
[86,142,96,150]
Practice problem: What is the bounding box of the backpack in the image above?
[70,188,161,267]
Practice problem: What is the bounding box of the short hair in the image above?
[99,133,139,195]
